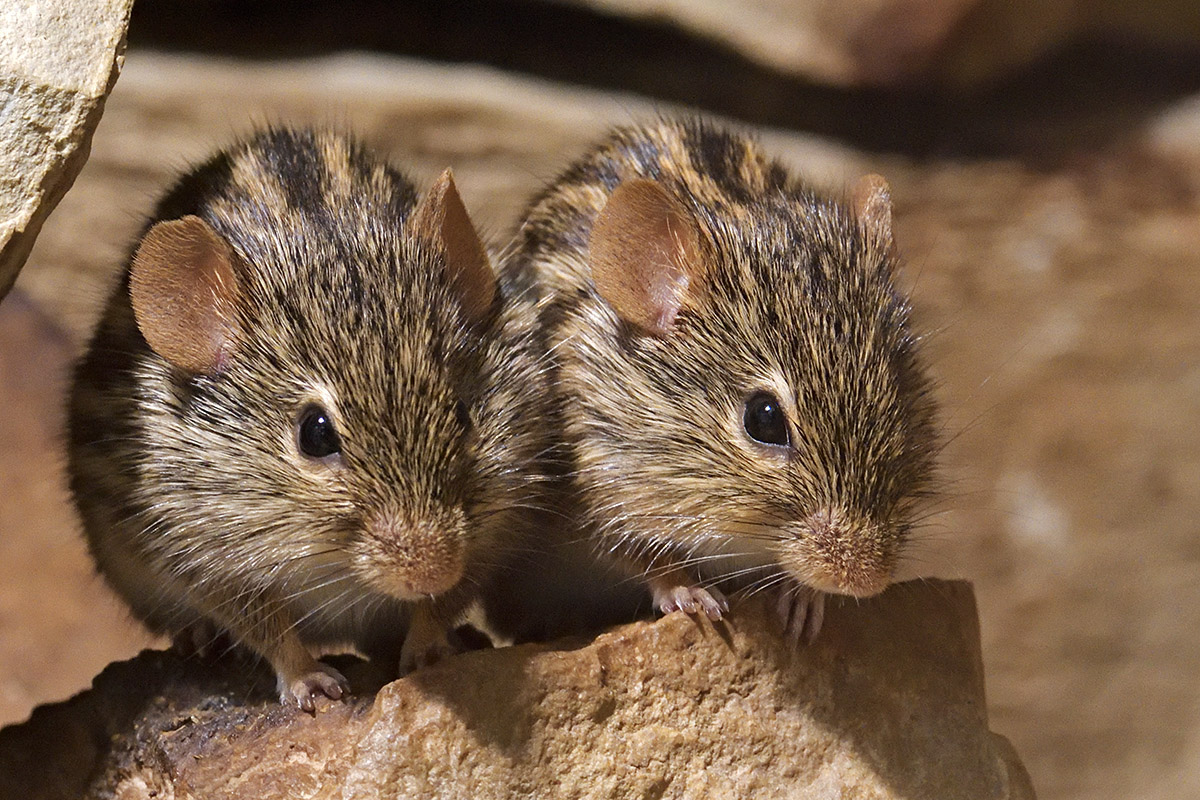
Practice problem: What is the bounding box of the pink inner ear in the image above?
[588,179,701,337]
[129,215,240,375]
[641,215,691,332]
[408,168,496,325]
[851,174,896,258]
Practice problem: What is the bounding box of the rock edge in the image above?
[0,579,1034,799]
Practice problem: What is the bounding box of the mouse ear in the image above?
[851,173,897,265]
[588,179,701,337]
[409,168,496,324]
[129,215,241,375]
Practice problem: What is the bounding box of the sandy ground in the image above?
[1,49,1199,800]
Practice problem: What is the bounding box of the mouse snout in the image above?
[357,509,467,600]
[781,507,896,598]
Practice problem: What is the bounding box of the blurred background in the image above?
[2,1,1200,798]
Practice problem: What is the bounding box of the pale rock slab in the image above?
[551,0,980,85]
[550,0,1200,87]
[0,0,133,301]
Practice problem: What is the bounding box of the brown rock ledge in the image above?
[0,579,1033,799]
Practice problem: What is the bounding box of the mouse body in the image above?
[68,127,544,708]
[503,117,939,641]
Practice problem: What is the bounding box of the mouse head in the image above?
[567,142,937,599]
[127,129,509,604]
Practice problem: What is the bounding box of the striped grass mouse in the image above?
[503,117,939,642]
[68,127,544,708]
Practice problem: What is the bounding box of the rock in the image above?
[0,0,133,302]
[560,0,981,86]
[556,0,1200,87]
[0,579,1034,799]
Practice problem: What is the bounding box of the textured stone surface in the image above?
[557,0,980,85]
[0,0,133,301]
[3,46,1200,800]
[0,580,1034,800]
[555,0,1200,86]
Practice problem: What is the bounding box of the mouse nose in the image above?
[360,510,466,600]
[783,507,896,598]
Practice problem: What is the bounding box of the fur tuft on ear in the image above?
[851,173,897,263]
[129,215,241,375]
[409,168,496,324]
[588,179,701,337]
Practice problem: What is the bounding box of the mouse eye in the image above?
[743,392,790,447]
[454,398,473,432]
[297,405,342,459]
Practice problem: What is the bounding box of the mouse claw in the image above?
[280,663,350,712]
[776,586,826,645]
[653,582,729,621]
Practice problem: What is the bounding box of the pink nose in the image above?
[807,563,891,598]
[785,508,895,598]
[364,513,466,599]
[400,559,464,596]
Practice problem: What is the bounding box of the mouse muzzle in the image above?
[780,507,896,598]
[356,509,467,600]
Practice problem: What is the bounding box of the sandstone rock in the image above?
[553,0,1200,87]
[0,579,1034,799]
[0,0,133,302]
[556,0,982,86]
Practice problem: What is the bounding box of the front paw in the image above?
[775,585,826,645]
[171,618,228,659]
[652,582,729,621]
[278,662,350,712]
[398,628,456,674]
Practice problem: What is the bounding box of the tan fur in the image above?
[850,173,897,261]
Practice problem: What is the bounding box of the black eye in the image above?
[297,405,341,459]
[455,398,473,432]
[743,392,790,447]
